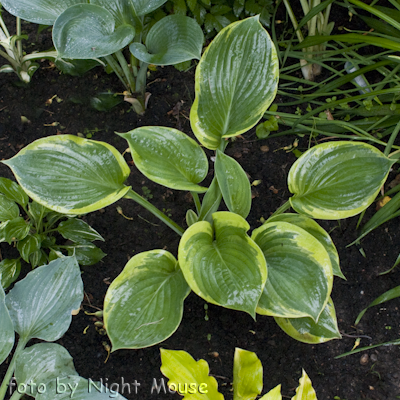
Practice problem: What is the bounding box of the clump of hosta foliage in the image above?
[2,17,395,352]
[0,178,105,289]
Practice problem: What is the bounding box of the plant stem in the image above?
[104,55,129,91]
[136,61,148,96]
[115,50,136,93]
[16,17,21,59]
[124,189,184,236]
[270,200,291,217]
[384,120,400,156]
[191,192,201,214]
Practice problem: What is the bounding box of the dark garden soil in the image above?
[1,7,400,400]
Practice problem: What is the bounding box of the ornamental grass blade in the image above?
[252,221,333,321]
[0,285,14,364]
[178,211,267,317]
[190,16,278,150]
[274,298,341,344]
[2,135,131,215]
[118,127,208,192]
[233,348,263,400]
[160,349,224,400]
[288,141,394,220]
[267,213,344,279]
[130,15,204,65]
[5,256,83,342]
[104,250,190,350]
[53,4,135,59]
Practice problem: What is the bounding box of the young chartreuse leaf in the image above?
[104,250,190,350]
[0,284,14,364]
[215,150,251,218]
[288,141,394,220]
[118,127,208,193]
[0,177,29,207]
[190,16,278,150]
[53,4,135,59]
[130,15,204,65]
[0,258,21,289]
[233,348,263,400]
[260,385,282,400]
[5,256,83,343]
[266,213,344,279]
[160,348,224,400]
[252,221,332,321]
[15,343,78,397]
[292,370,318,400]
[178,211,267,317]
[2,135,131,215]
[274,297,341,344]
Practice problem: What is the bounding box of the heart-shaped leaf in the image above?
[130,15,203,65]
[2,135,131,215]
[274,297,341,344]
[1,0,82,25]
[119,127,208,192]
[132,0,168,16]
[288,141,394,220]
[53,4,135,59]
[252,221,332,321]
[190,16,278,150]
[57,219,104,243]
[6,256,83,342]
[178,211,267,317]
[0,177,29,207]
[15,343,78,396]
[104,250,190,350]
[160,349,224,400]
[233,348,263,400]
[215,150,251,218]
[267,213,344,279]
[0,285,14,364]
[90,0,138,27]
[0,258,21,289]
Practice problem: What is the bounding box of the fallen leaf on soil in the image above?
[376,196,391,210]
[260,145,269,152]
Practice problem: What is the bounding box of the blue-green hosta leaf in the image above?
[0,177,29,207]
[15,343,78,396]
[0,285,14,364]
[57,219,104,243]
[130,15,203,65]
[160,349,224,400]
[215,150,251,218]
[119,127,208,192]
[132,0,168,16]
[53,4,135,59]
[178,211,267,317]
[267,213,344,279]
[288,141,394,220]
[104,250,190,350]
[5,256,83,342]
[0,195,20,221]
[1,0,82,25]
[36,376,128,400]
[274,297,341,344]
[2,135,131,215]
[252,221,333,321]
[0,258,21,289]
[91,0,138,27]
[190,16,278,150]
[233,348,263,400]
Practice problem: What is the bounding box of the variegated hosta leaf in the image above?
[233,348,263,400]
[118,127,208,192]
[1,0,82,25]
[215,150,251,218]
[57,219,104,243]
[0,195,20,221]
[5,256,83,342]
[274,298,341,344]
[160,349,224,400]
[0,258,21,289]
[252,221,333,321]
[178,211,267,317]
[190,16,278,150]
[0,285,14,364]
[15,343,78,396]
[288,141,394,220]
[2,135,131,215]
[267,213,344,279]
[130,15,204,65]
[0,177,29,207]
[292,370,318,400]
[53,4,135,59]
[260,385,282,400]
[104,250,190,350]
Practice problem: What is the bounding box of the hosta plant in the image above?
[160,347,318,399]
[1,0,204,114]
[0,177,105,290]
[2,17,395,351]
